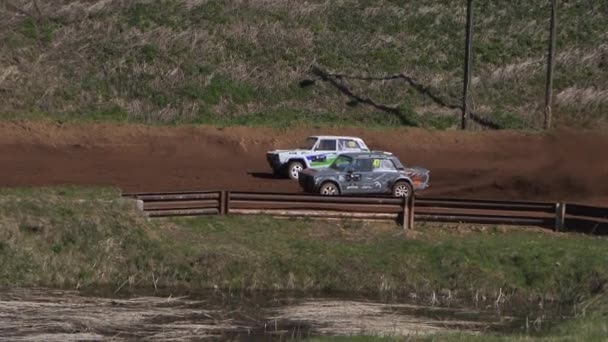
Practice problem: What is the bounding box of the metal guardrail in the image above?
[124,191,223,218]
[122,191,608,233]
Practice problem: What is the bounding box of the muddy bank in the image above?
[0,287,563,341]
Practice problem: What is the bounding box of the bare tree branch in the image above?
[32,0,43,18]
[321,70,461,111]
[311,66,402,114]
[470,112,500,129]
[307,64,501,129]
[310,65,416,126]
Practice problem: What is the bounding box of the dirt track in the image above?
[1,121,607,205]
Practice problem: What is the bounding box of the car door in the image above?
[309,139,338,168]
[366,158,400,194]
[343,158,375,194]
[349,158,400,194]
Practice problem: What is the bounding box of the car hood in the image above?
[300,168,320,176]
[403,166,429,176]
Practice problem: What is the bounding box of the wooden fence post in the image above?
[408,195,415,230]
[554,202,565,232]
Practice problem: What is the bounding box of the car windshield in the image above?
[301,137,317,150]
[329,155,353,171]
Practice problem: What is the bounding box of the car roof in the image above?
[308,135,364,141]
[339,151,395,159]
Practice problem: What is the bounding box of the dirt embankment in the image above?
[0,121,606,205]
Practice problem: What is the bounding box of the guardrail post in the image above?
[402,195,413,230]
[135,198,144,212]
[554,202,565,232]
[224,191,231,216]
[219,191,226,215]
[408,195,415,230]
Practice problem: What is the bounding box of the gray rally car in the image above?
[298,151,429,197]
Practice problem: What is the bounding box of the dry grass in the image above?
[0,287,522,340]
[0,287,235,341]
[270,299,506,337]
[556,86,608,109]
[0,0,606,127]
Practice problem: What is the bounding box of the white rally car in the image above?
[266,135,370,180]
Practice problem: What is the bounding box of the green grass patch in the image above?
[1,187,607,339]
[0,186,159,287]
[164,217,608,303]
[1,188,607,301]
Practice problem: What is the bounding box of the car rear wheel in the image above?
[319,182,339,196]
[392,181,413,198]
[287,161,304,180]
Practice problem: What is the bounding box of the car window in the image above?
[354,158,373,172]
[316,139,337,151]
[390,156,405,169]
[372,158,397,172]
[358,140,370,151]
[330,155,353,170]
[338,139,361,151]
[302,137,317,150]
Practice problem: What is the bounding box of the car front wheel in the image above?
[287,161,304,180]
[319,182,340,196]
[392,181,413,198]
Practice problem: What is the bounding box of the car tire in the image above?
[392,181,413,198]
[319,182,340,196]
[287,161,304,180]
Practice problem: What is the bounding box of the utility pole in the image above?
[462,0,474,130]
[544,0,558,130]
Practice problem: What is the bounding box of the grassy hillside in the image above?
[1,0,607,129]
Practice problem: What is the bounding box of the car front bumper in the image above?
[298,172,318,193]
[412,172,430,191]
[266,153,283,173]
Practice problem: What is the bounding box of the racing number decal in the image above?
[372,159,380,169]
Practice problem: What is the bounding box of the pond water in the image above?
[0,287,572,341]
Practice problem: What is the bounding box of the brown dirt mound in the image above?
[1,121,607,205]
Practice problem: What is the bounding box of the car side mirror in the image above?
[345,166,355,173]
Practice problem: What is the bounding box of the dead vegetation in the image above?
[0,287,238,341]
[0,287,517,341]
[270,299,504,337]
